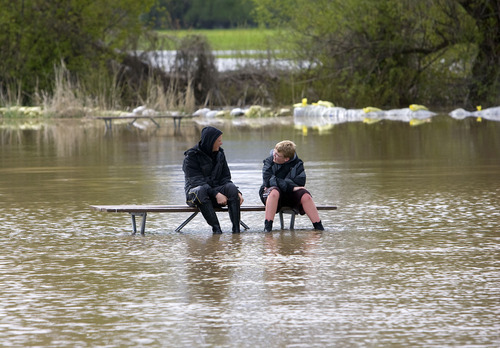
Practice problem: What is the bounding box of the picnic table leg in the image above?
[175,212,199,232]
[279,209,296,229]
[130,212,147,235]
[240,220,250,230]
[127,118,138,129]
[131,213,137,234]
[104,119,112,131]
[173,117,181,130]
[279,211,285,229]
[289,211,296,229]
[140,213,147,235]
[149,117,161,128]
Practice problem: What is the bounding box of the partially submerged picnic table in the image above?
[90,204,337,235]
[96,114,196,132]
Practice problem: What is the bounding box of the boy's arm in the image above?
[183,155,209,187]
[276,161,306,192]
[262,157,273,186]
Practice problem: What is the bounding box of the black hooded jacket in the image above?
[183,126,233,200]
[259,151,306,197]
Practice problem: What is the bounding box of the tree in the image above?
[458,0,500,105]
[184,0,255,28]
[0,0,155,104]
[142,0,192,29]
[251,0,498,107]
[145,0,256,29]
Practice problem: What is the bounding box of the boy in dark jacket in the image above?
[259,140,324,232]
[183,126,244,233]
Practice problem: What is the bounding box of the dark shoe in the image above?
[198,203,221,232]
[228,199,241,233]
[212,225,223,234]
[313,221,324,230]
[264,219,273,232]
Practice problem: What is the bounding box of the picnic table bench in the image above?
[96,114,196,131]
[90,204,337,235]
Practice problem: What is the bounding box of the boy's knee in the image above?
[225,183,239,198]
[301,193,312,203]
[187,185,211,206]
[268,189,280,199]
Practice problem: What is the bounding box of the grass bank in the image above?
[156,28,280,52]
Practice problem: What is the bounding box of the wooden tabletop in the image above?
[90,204,337,213]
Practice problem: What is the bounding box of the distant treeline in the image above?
[143,0,256,29]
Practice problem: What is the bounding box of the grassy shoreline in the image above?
[156,28,280,51]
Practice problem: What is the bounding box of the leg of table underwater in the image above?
[279,210,297,229]
[131,213,137,234]
[130,212,147,235]
[104,119,112,131]
[175,212,199,232]
[140,213,147,235]
[127,118,138,129]
[149,117,161,128]
[173,117,181,130]
[289,212,296,229]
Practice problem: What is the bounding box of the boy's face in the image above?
[273,149,289,164]
[212,135,223,152]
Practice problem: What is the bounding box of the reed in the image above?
[39,63,193,118]
[42,62,89,117]
[0,82,23,108]
[139,74,194,114]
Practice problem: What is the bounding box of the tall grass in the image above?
[0,82,23,107]
[42,62,89,117]
[7,63,194,118]
[140,75,195,114]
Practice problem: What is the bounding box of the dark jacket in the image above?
[183,127,233,203]
[259,151,306,197]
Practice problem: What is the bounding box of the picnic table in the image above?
[96,114,196,131]
[90,204,337,235]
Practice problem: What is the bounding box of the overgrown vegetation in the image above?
[0,0,498,118]
[143,0,255,29]
[251,0,500,108]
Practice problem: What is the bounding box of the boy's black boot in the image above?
[227,199,241,233]
[212,225,223,234]
[313,221,324,230]
[198,203,222,233]
[264,219,273,232]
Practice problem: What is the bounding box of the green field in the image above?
[156,28,280,52]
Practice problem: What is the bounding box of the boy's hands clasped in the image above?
[216,192,244,206]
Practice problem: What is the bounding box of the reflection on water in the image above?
[1,117,499,346]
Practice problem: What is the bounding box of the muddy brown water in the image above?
[1,116,499,346]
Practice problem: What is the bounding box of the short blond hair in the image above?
[275,140,296,159]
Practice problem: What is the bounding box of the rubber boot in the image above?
[198,203,222,234]
[227,199,241,233]
[313,221,324,230]
[264,219,273,232]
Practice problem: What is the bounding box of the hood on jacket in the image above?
[199,126,223,155]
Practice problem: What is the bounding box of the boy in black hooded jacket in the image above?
[259,140,324,232]
[183,126,244,233]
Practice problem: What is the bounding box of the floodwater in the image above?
[1,115,499,347]
[143,50,308,72]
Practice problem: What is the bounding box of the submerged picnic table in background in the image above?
[95,114,196,132]
[90,204,337,235]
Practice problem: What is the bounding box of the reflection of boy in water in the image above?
[259,140,324,232]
